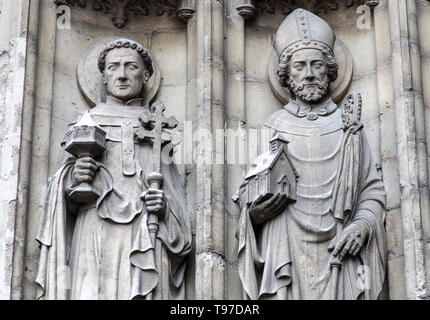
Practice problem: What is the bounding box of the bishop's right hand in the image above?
[72,156,98,187]
[249,193,289,225]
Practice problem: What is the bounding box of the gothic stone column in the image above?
[0,0,39,299]
[388,0,430,300]
[195,0,226,300]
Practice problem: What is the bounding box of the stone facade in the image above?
[0,0,430,300]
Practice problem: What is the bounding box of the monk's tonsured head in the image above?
[98,39,154,101]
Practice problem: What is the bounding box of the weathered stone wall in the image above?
[0,0,429,300]
[417,0,430,299]
[0,0,39,300]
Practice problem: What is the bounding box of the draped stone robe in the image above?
[36,96,192,300]
[237,97,387,300]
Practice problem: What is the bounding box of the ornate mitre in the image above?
[273,8,336,59]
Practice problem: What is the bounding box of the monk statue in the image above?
[35,38,192,300]
[235,9,387,300]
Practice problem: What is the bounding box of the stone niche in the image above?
[22,0,192,300]
[226,0,430,301]
[226,1,384,299]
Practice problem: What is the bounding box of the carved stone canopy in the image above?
[236,0,381,19]
[54,0,196,28]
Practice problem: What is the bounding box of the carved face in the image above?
[103,47,150,101]
[288,48,330,103]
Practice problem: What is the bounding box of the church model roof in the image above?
[244,133,297,180]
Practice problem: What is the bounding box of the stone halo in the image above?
[268,38,353,104]
[76,36,161,108]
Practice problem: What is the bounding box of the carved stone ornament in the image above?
[418,0,430,7]
[54,0,195,28]
[236,0,381,18]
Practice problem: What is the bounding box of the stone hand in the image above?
[333,221,370,261]
[249,193,289,225]
[143,188,167,220]
[72,156,98,186]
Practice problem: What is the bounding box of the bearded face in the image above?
[287,48,330,104]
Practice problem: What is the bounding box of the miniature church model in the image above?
[243,134,299,206]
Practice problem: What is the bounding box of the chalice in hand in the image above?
[65,112,106,203]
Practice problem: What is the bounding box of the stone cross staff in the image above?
[135,101,179,245]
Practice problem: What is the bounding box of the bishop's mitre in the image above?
[273,8,336,59]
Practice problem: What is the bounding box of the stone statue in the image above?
[35,38,192,300]
[235,9,387,300]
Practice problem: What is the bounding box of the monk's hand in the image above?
[249,193,289,225]
[143,188,167,220]
[333,221,370,261]
[72,156,98,186]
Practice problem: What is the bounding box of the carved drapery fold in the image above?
[54,0,195,28]
[236,0,381,18]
